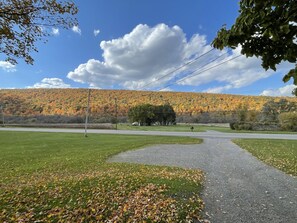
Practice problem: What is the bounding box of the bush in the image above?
[278,112,297,131]
[233,122,252,130]
[229,122,236,130]
[230,121,280,131]
[229,122,250,130]
[242,123,252,130]
[110,117,118,124]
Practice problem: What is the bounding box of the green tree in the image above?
[128,104,176,126]
[278,112,297,131]
[212,0,297,95]
[128,104,155,126]
[237,103,249,123]
[259,99,297,123]
[0,0,78,65]
[155,104,176,126]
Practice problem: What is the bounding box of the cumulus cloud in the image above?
[67,23,294,92]
[181,46,294,93]
[72,25,81,35]
[0,61,16,72]
[68,23,216,89]
[94,29,100,37]
[28,78,71,88]
[260,84,296,97]
[52,28,60,36]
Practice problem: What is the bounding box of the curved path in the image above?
[109,138,297,223]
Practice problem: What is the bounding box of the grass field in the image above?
[117,123,206,132]
[0,131,204,222]
[116,123,297,134]
[116,123,234,132]
[233,139,297,176]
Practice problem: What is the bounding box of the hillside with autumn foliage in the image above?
[1,89,297,122]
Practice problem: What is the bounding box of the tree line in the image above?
[231,99,297,131]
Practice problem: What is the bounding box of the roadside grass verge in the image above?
[233,139,297,176]
[0,131,204,222]
[116,123,234,133]
[117,123,205,132]
[215,128,297,134]
[116,123,297,134]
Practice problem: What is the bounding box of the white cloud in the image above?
[94,29,100,37]
[68,23,214,89]
[72,25,81,35]
[0,61,16,72]
[67,23,294,92]
[28,78,71,88]
[179,46,294,93]
[159,87,173,92]
[260,84,296,97]
[52,28,60,36]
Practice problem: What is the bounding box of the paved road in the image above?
[110,138,297,223]
[1,127,297,140]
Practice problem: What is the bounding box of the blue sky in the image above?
[0,0,296,96]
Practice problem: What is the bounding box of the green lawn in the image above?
[215,128,297,134]
[0,131,204,222]
[116,123,297,134]
[116,123,206,132]
[116,123,234,133]
[233,139,297,176]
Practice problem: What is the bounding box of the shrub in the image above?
[278,112,297,131]
[259,99,297,123]
[242,123,253,130]
[110,117,118,124]
[230,121,280,131]
[229,122,236,130]
[234,122,252,131]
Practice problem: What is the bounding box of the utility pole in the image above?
[84,89,91,137]
[115,98,118,130]
[0,105,4,127]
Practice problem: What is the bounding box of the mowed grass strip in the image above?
[116,123,297,134]
[233,139,297,176]
[0,131,204,222]
[117,123,205,132]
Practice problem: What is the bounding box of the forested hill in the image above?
[1,89,296,117]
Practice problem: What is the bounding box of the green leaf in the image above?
[283,66,297,84]
[280,25,290,34]
[283,74,291,83]
[213,0,297,77]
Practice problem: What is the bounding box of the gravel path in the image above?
[109,138,297,223]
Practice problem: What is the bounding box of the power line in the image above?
[138,49,230,102]
[139,48,216,90]
[159,54,243,91]
[170,50,230,86]
[139,49,233,100]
